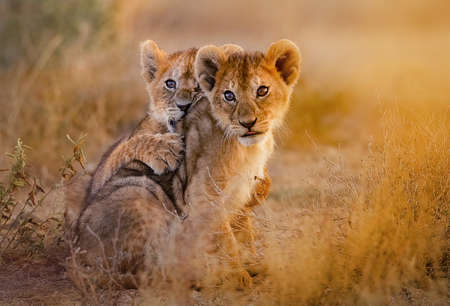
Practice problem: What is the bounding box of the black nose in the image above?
[177,103,191,112]
[239,118,257,129]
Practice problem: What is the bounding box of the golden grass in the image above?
[259,106,449,305]
[284,83,352,148]
[0,46,146,180]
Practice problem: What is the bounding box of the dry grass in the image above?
[257,107,449,305]
[0,0,449,304]
[0,135,86,261]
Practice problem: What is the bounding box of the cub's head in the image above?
[195,39,301,146]
[140,40,203,124]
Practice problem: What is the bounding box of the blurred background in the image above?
[0,1,449,304]
[1,0,449,177]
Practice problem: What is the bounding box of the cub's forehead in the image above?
[165,48,197,80]
[222,51,271,90]
[225,51,265,73]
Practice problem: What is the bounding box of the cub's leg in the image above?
[214,169,271,289]
[230,210,257,254]
[225,169,271,281]
[74,176,177,288]
[231,168,271,252]
[220,221,253,289]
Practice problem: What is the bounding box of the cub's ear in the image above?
[220,43,243,57]
[266,39,301,87]
[195,45,225,92]
[140,40,168,83]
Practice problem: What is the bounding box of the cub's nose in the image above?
[239,118,257,129]
[176,102,192,112]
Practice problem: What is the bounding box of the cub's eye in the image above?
[257,85,269,97]
[223,90,236,102]
[165,79,177,90]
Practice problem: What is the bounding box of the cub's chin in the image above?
[238,133,266,146]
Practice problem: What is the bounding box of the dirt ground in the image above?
[0,248,79,305]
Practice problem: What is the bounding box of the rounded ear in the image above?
[140,40,168,83]
[266,39,301,87]
[194,45,225,92]
[220,43,244,57]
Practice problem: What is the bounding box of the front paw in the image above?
[140,133,184,175]
[254,174,271,199]
[233,269,253,290]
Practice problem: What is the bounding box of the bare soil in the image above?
[0,248,80,305]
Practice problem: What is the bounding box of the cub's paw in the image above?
[138,133,184,175]
[249,172,272,207]
[233,269,253,290]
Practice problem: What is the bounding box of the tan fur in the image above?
[87,41,201,204]
[66,40,299,290]
[64,42,253,236]
[175,39,301,287]
[65,42,201,268]
[231,168,271,254]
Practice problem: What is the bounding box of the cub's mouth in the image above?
[241,131,263,137]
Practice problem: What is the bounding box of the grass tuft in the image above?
[0,136,86,261]
[262,107,449,305]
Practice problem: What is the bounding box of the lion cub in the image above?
[85,41,203,217]
[175,39,301,287]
